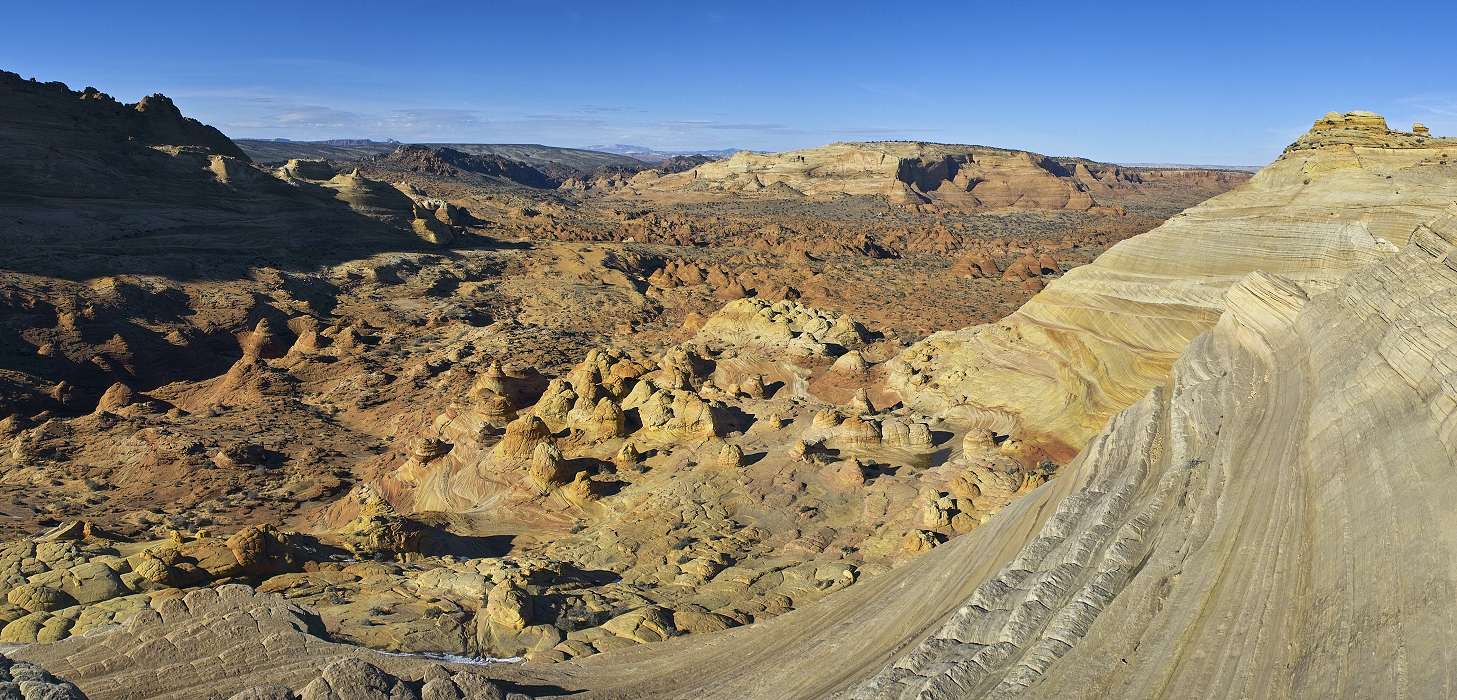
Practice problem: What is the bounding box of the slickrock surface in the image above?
[838,205,1457,699]
[13,584,551,699]
[890,113,1457,457]
[34,185,1442,698]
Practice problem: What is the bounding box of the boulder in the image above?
[493,416,552,461]
[6,584,71,613]
[59,561,126,604]
[221,525,304,577]
[297,658,417,700]
[715,442,744,469]
[601,605,676,644]
[94,382,137,412]
[485,579,531,630]
[527,443,570,494]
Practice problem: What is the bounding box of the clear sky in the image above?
[6,1,1456,165]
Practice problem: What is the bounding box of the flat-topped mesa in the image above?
[632,140,1240,211]
[1285,110,1450,151]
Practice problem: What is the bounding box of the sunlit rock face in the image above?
[890,112,1457,457]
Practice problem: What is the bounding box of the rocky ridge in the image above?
[364,146,567,189]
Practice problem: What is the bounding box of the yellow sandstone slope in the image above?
[889,112,1457,457]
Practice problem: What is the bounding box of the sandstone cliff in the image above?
[0,71,443,276]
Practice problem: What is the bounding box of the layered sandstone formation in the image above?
[0,73,478,418]
[28,193,1457,700]
[842,210,1457,698]
[271,159,458,243]
[278,296,1049,664]
[889,113,1457,456]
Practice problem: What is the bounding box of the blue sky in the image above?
[5,1,1456,165]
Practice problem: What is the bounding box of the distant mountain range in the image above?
[237,139,738,168]
[585,144,741,163]
[1119,162,1263,173]
[234,139,646,173]
[256,137,401,147]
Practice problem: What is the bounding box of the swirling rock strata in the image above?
[890,113,1457,457]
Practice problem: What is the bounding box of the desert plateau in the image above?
[2,3,1455,698]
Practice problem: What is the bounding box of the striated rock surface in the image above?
[13,585,544,700]
[889,112,1457,457]
[0,654,86,699]
[841,206,1457,699]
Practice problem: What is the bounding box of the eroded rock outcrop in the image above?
[13,585,536,700]
[0,71,1392,700]
[0,653,85,699]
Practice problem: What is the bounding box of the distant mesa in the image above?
[266,137,402,146]
[631,140,1250,212]
[235,138,645,176]
[658,153,717,174]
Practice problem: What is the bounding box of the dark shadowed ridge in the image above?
[0,71,457,282]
